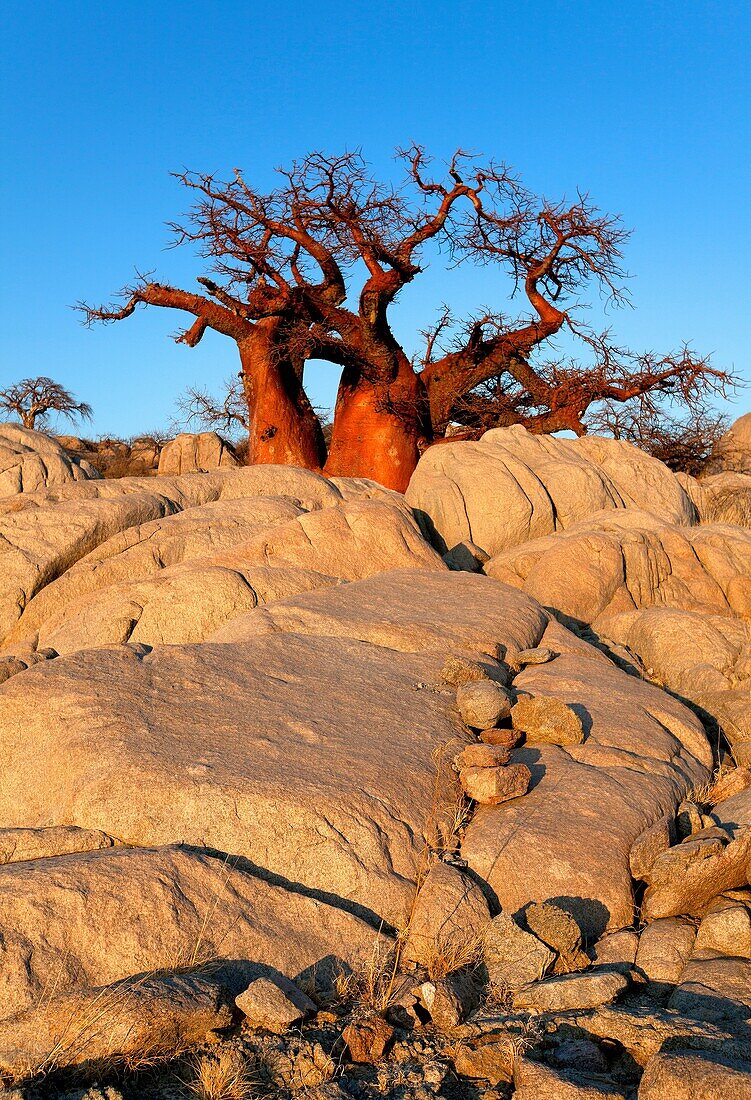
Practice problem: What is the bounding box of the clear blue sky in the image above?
[1,0,749,438]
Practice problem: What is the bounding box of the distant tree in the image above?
[81,148,735,490]
[172,375,249,436]
[587,399,729,477]
[0,376,93,431]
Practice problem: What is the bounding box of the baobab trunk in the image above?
[324,359,426,492]
[239,323,326,470]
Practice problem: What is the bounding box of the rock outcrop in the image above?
[705,411,751,475]
[157,431,240,475]
[486,510,751,755]
[0,422,99,496]
[1,431,750,1095]
[405,425,696,556]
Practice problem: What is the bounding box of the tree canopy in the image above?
[81,148,734,489]
[0,376,93,432]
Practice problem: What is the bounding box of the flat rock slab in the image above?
[15,501,443,654]
[0,844,379,1023]
[577,1003,739,1067]
[212,568,548,657]
[513,970,629,1013]
[0,631,466,926]
[513,1056,628,1099]
[639,1050,751,1099]
[461,620,711,936]
[0,464,343,644]
[669,951,751,1028]
[6,494,306,645]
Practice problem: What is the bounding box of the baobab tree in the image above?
[81,148,733,489]
[0,376,93,431]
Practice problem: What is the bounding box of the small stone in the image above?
[454,743,512,770]
[443,541,490,573]
[384,972,425,1030]
[643,826,751,920]
[0,658,28,683]
[509,646,556,669]
[629,815,674,881]
[591,931,639,970]
[511,696,584,746]
[401,862,490,968]
[550,1038,609,1075]
[418,971,478,1030]
[460,763,531,805]
[14,649,48,666]
[676,799,703,839]
[343,1012,394,1062]
[524,902,589,975]
[643,832,728,884]
[453,1033,515,1085]
[479,727,522,748]
[483,913,555,992]
[456,680,513,730]
[235,977,315,1034]
[635,918,696,986]
[696,901,751,958]
[513,969,629,1013]
[710,766,751,804]
[290,1042,335,1088]
[442,655,500,687]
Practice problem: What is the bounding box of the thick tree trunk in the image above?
[324,357,426,492]
[239,323,326,470]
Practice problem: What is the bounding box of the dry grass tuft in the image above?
[422,933,484,982]
[186,1049,256,1100]
[334,933,399,1013]
[703,484,751,528]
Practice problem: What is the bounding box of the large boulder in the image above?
[0,843,377,1023]
[0,464,343,645]
[211,568,547,656]
[405,426,696,557]
[600,607,751,753]
[486,513,751,755]
[486,510,751,626]
[704,411,751,475]
[4,500,444,654]
[157,431,239,475]
[0,423,99,497]
[0,621,474,925]
[215,577,714,938]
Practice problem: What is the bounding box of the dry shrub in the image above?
[334,933,399,1013]
[187,1048,256,1100]
[703,484,751,528]
[421,933,484,983]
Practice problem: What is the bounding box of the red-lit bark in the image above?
[239,322,325,468]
